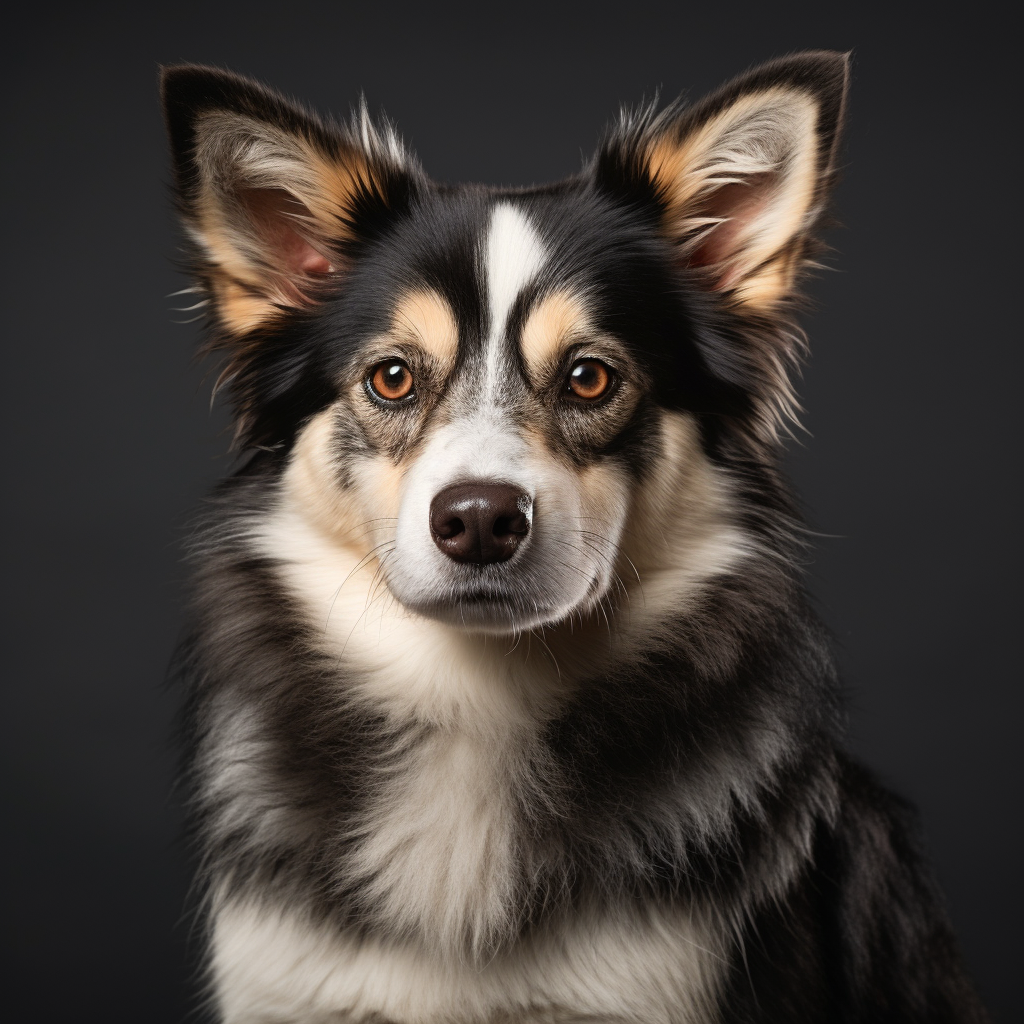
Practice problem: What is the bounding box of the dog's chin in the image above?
[398,593,564,635]
[388,579,590,636]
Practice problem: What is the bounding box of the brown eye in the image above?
[369,360,415,402]
[567,359,613,401]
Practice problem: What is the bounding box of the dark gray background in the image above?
[3,3,1018,1019]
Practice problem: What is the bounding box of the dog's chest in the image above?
[210,695,725,1023]
[347,724,526,955]
[212,897,725,1024]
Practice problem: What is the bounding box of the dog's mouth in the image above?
[454,588,514,605]
[398,581,563,633]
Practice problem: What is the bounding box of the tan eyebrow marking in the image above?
[520,290,592,379]
[390,289,459,364]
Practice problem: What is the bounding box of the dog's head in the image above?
[163,55,847,635]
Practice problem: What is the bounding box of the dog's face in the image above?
[284,198,664,634]
[163,56,847,635]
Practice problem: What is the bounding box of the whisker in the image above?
[529,627,562,682]
[337,565,396,663]
[325,539,396,629]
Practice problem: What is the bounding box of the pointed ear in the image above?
[599,51,849,310]
[161,65,413,334]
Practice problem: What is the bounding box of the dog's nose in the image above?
[429,482,531,564]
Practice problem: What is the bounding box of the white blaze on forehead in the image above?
[483,203,547,395]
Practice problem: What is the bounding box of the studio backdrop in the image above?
[2,3,1017,1020]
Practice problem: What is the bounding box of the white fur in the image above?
[482,203,548,399]
[235,406,755,968]
[345,724,526,957]
[213,898,726,1024]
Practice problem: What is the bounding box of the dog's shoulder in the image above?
[720,753,991,1023]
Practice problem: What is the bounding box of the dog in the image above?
[163,52,989,1022]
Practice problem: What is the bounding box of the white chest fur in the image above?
[212,897,725,1024]
[345,723,526,957]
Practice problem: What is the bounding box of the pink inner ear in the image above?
[242,187,332,282]
[291,237,332,276]
[688,175,773,288]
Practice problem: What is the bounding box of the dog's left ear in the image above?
[597,51,849,310]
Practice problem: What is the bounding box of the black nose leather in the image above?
[429,482,531,564]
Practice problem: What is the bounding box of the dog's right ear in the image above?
[161,65,415,336]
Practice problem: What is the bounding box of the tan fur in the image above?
[616,412,753,655]
[209,274,278,335]
[519,290,590,380]
[390,289,460,365]
[276,403,747,693]
[284,410,378,552]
